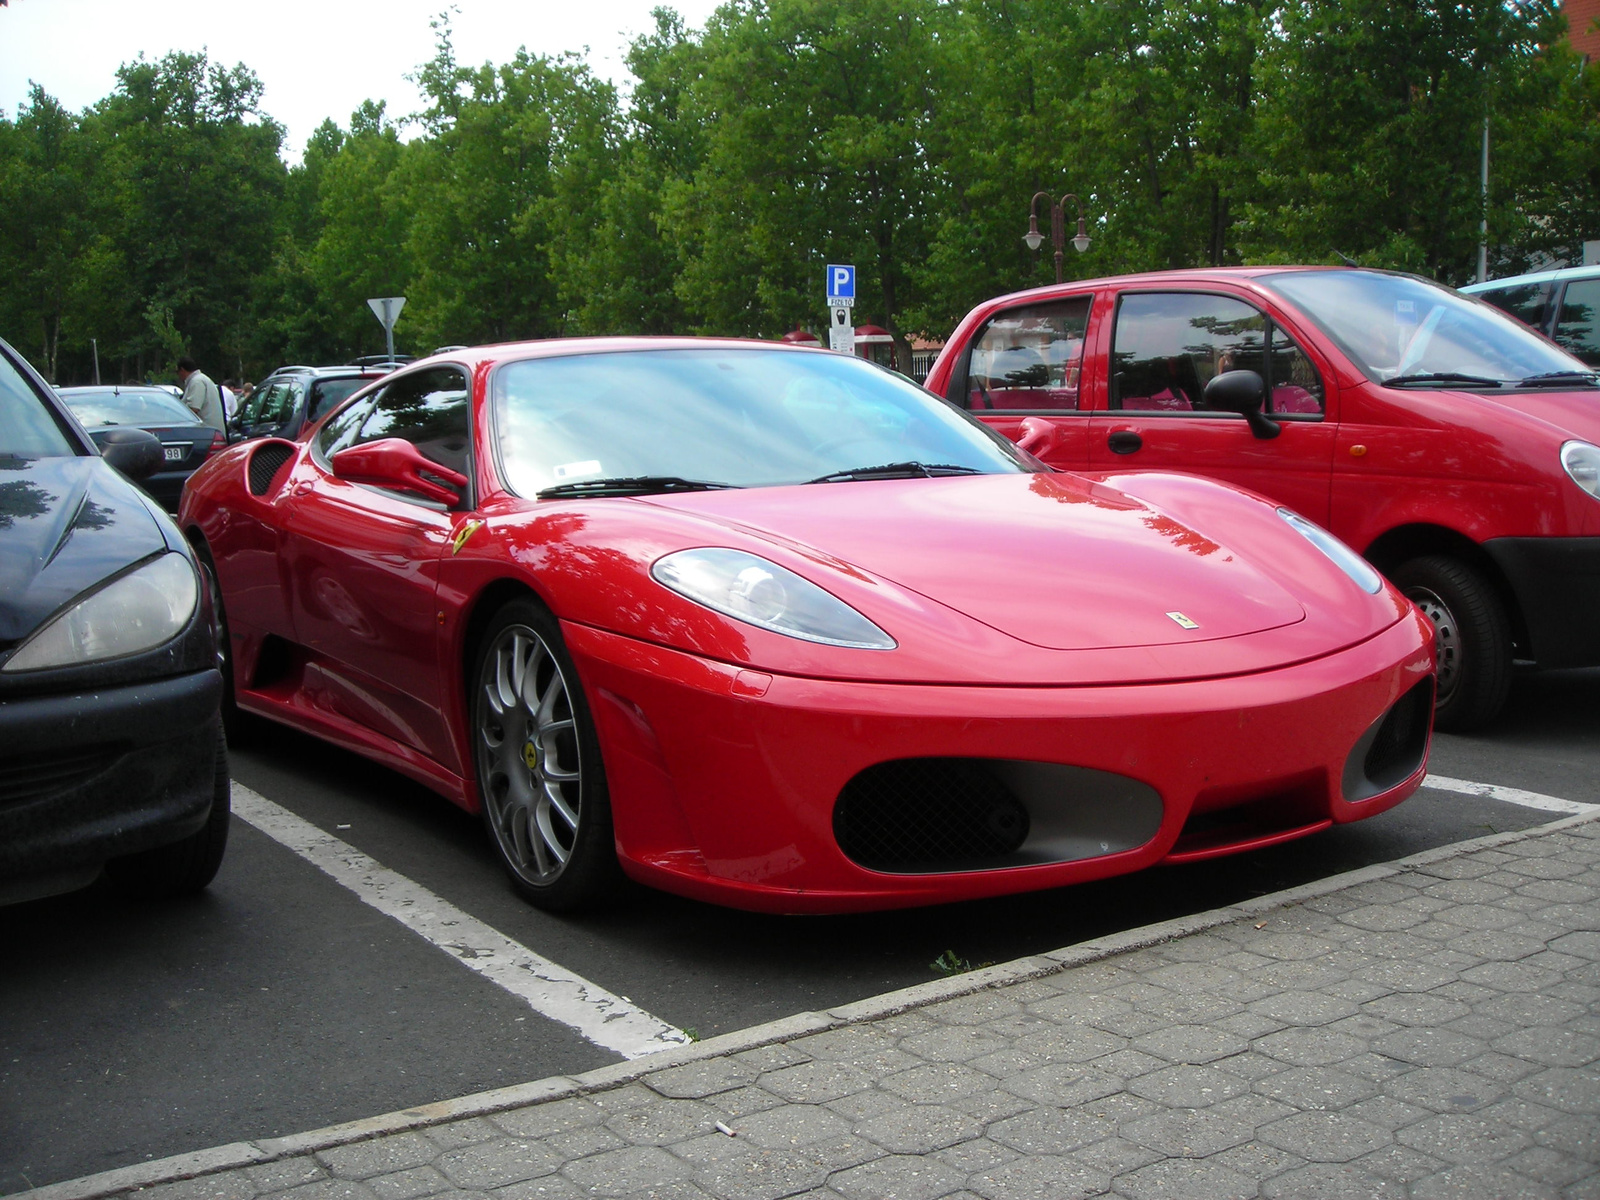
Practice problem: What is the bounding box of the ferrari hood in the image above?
[0,455,166,645]
[652,472,1306,651]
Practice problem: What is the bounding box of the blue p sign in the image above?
[826,264,855,301]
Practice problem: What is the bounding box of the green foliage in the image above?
[0,1,1596,383]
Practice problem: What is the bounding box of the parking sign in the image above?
[826,264,856,307]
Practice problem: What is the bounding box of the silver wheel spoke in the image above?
[475,618,586,890]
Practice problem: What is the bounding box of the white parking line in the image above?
[230,784,690,1060]
[1423,773,1599,815]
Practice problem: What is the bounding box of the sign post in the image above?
[825,265,855,354]
[366,296,407,363]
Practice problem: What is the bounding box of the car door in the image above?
[279,365,473,772]
[1085,289,1337,523]
[939,294,1097,470]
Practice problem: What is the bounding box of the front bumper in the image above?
[1483,537,1600,670]
[566,610,1436,913]
[0,668,222,889]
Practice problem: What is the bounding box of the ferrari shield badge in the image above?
[450,519,485,556]
[1166,611,1200,630]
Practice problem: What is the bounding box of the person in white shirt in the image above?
[176,357,225,431]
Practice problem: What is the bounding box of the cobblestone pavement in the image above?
[21,813,1600,1200]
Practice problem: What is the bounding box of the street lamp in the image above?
[1024,192,1092,284]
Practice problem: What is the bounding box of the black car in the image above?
[56,384,226,512]
[232,363,392,443]
[0,337,229,905]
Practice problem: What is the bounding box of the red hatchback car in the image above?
[928,267,1600,731]
[179,339,1434,914]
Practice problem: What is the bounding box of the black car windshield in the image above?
[1263,270,1588,386]
[60,388,196,428]
[492,347,1029,498]
[1,356,76,458]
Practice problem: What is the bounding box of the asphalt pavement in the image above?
[17,806,1600,1200]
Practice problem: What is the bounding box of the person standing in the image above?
[177,357,225,432]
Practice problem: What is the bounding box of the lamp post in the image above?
[1024,192,1092,284]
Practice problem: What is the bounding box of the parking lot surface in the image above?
[2,667,1596,1193]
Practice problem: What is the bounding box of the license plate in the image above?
[164,446,185,462]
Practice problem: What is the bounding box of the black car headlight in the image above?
[2,552,200,672]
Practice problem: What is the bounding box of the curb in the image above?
[20,806,1600,1200]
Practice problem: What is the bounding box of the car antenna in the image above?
[1332,249,1359,267]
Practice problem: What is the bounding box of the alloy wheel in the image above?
[476,624,584,887]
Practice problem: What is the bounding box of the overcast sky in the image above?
[0,0,722,158]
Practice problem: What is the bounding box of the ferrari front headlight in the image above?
[1277,508,1384,594]
[3,552,200,672]
[652,547,896,649]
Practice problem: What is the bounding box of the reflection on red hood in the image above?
[652,472,1306,651]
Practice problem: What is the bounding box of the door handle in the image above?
[1107,430,1143,455]
[291,480,313,497]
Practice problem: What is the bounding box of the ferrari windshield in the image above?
[492,347,1029,497]
[1263,270,1589,387]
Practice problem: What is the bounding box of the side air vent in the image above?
[247,440,296,497]
[834,757,1163,874]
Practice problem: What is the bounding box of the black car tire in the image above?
[472,596,622,912]
[1390,554,1512,732]
[195,543,253,748]
[106,725,231,898]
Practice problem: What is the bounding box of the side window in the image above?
[351,366,472,475]
[1554,279,1600,367]
[308,377,366,423]
[316,393,379,460]
[1263,330,1326,415]
[964,297,1091,411]
[1477,283,1553,332]
[246,382,298,431]
[1112,293,1323,416]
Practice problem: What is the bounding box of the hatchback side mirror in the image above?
[331,438,468,506]
[1203,369,1280,440]
[93,427,164,481]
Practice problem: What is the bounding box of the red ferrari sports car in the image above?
[179,338,1435,914]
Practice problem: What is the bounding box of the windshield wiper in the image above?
[805,461,984,484]
[1516,370,1600,389]
[536,475,738,499]
[1382,372,1503,389]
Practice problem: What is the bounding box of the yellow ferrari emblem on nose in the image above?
[1166,612,1200,630]
[450,519,485,556]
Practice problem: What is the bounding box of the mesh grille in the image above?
[0,745,123,806]
[833,758,1029,873]
[248,442,295,496]
[1363,678,1433,790]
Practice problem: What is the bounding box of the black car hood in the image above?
[0,456,167,645]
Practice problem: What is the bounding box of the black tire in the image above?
[471,596,622,912]
[106,725,231,898]
[194,543,253,748]
[1390,554,1512,732]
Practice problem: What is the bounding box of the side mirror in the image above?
[93,427,164,481]
[1203,369,1280,440]
[331,438,468,506]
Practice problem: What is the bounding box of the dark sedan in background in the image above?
[56,384,225,512]
[231,363,392,444]
[0,339,229,905]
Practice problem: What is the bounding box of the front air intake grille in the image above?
[1363,678,1434,789]
[834,758,1030,873]
[1343,677,1434,802]
[0,745,124,806]
[247,441,295,496]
